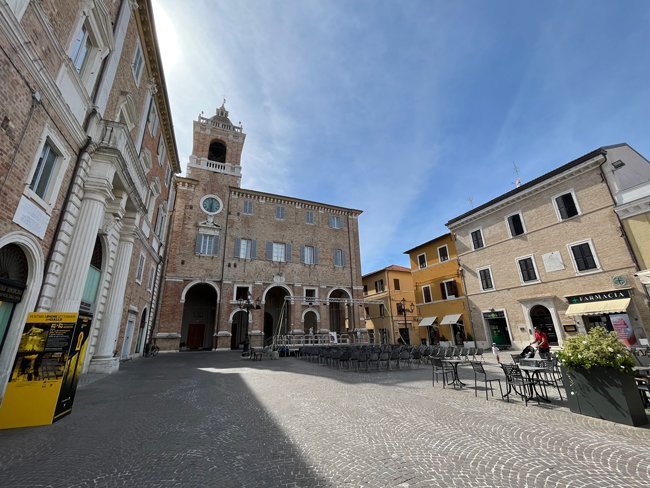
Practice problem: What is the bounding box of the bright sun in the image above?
[151,0,180,70]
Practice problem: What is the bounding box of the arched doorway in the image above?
[263,286,291,345]
[530,305,559,346]
[135,308,147,354]
[303,310,317,334]
[181,284,217,350]
[231,310,248,349]
[328,289,351,335]
[0,244,29,358]
[80,237,104,316]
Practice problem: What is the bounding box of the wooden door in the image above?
[187,324,205,349]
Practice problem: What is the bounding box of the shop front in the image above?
[564,289,638,346]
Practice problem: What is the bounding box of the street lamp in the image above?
[238,294,261,351]
[396,298,414,344]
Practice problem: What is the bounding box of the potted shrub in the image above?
[556,327,647,426]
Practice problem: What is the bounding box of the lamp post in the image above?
[396,298,414,345]
[238,294,261,351]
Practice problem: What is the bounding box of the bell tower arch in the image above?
[187,100,246,188]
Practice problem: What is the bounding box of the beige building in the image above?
[446,144,650,350]
[362,265,416,344]
[0,0,179,401]
[157,104,364,350]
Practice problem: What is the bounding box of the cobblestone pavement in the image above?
[0,351,649,487]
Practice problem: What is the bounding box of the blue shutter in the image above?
[195,234,202,254]
[266,241,273,260]
[328,215,334,228]
[213,236,220,256]
[300,245,305,264]
[342,250,346,267]
[234,238,241,258]
[314,247,319,265]
[251,240,257,260]
[286,243,292,262]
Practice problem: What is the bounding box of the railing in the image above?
[274,334,371,347]
[188,155,241,177]
[198,115,243,133]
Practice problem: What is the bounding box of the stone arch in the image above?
[261,283,293,303]
[326,287,352,301]
[0,232,44,397]
[207,139,227,163]
[328,288,352,335]
[181,282,218,350]
[301,307,320,323]
[180,280,220,303]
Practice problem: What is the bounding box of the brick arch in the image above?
[180,280,220,303]
[261,283,293,303]
[326,287,352,301]
[301,308,320,323]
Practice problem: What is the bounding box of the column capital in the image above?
[84,175,114,205]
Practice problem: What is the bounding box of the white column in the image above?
[49,176,113,312]
[89,218,136,373]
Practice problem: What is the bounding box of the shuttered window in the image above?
[555,193,579,220]
[195,233,219,256]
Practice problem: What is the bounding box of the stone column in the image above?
[89,217,137,373]
[49,175,113,312]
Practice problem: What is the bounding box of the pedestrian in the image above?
[491,342,500,363]
[530,325,550,359]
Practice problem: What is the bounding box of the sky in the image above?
[151,0,650,274]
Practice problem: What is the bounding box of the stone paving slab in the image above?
[0,352,648,487]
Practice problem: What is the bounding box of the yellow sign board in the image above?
[0,312,90,429]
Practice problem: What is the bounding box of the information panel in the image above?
[0,312,90,429]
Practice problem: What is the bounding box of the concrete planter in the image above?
[561,366,648,427]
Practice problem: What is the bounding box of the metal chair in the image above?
[431,357,454,388]
[500,363,535,405]
[470,361,502,400]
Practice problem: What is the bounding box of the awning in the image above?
[565,298,630,316]
[440,313,462,325]
[418,316,437,327]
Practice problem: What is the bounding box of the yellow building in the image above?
[405,234,474,346]
[362,266,416,344]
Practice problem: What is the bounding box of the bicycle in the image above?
[144,342,159,357]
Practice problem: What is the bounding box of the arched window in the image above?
[208,140,226,163]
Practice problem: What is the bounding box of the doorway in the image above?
[121,313,136,359]
[231,310,247,349]
[530,305,559,346]
[181,283,217,350]
[483,311,512,347]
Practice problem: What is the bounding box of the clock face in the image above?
[201,196,221,214]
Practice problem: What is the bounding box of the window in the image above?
[243,199,253,215]
[29,140,59,200]
[70,23,92,73]
[305,288,316,300]
[235,286,250,301]
[393,279,400,291]
[554,191,580,220]
[569,241,599,273]
[375,279,384,293]
[329,215,343,229]
[363,284,368,294]
[438,245,449,262]
[471,229,484,250]
[147,100,159,136]
[422,285,432,303]
[238,239,253,259]
[305,210,314,224]
[506,212,525,237]
[379,304,386,317]
[272,242,286,262]
[157,138,166,165]
[517,257,538,283]
[135,253,145,284]
[302,245,316,265]
[440,280,458,300]
[417,253,427,269]
[334,249,345,267]
[165,164,171,187]
[478,267,494,291]
[154,205,166,238]
[275,205,285,220]
[147,265,156,291]
[195,233,219,256]
[132,42,144,84]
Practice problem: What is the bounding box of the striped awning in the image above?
[440,313,462,325]
[565,298,630,316]
[418,316,437,327]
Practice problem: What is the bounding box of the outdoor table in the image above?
[518,365,551,403]
[442,359,466,388]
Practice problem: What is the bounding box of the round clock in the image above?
[200,195,222,214]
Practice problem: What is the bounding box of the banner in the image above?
[610,313,637,347]
[0,312,88,429]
